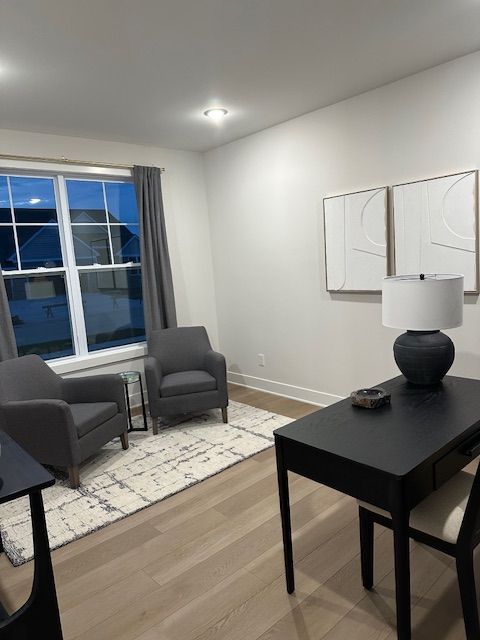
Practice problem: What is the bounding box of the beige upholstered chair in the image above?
[358,464,480,640]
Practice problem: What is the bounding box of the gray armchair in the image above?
[145,326,228,434]
[0,355,128,488]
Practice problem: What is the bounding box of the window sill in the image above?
[48,343,147,375]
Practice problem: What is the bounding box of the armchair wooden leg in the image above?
[68,465,80,489]
[120,430,129,450]
[152,417,159,435]
[222,407,228,423]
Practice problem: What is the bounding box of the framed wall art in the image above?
[323,187,388,292]
[392,171,478,293]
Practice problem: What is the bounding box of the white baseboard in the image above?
[227,371,344,407]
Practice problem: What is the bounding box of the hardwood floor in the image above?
[0,384,473,639]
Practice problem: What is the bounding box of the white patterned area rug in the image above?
[0,401,291,566]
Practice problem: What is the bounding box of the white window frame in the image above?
[0,164,146,364]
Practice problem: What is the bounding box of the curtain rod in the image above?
[0,153,165,172]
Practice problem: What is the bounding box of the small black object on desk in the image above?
[0,432,63,639]
[350,387,391,409]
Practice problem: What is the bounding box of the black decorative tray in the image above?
[350,388,391,409]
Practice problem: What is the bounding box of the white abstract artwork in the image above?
[324,187,387,292]
[393,171,478,292]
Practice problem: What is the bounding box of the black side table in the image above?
[0,432,63,639]
[119,370,148,433]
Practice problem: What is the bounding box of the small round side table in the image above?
[119,370,148,433]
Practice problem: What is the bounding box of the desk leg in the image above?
[275,437,295,594]
[30,491,63,637]
[0,491,64,638]
[391,508,411,640]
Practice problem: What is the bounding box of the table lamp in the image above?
[382,274,464,386]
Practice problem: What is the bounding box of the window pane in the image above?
[66,180,106,223]
[5,274,74,360]
[111,224,140,263]
[0,176,12,223]
[0,227,18,270]
[10,177,58,223]
[72,224,111,265]
[105,182,138,224]
[79,267,145,351]
[17,226,63,269]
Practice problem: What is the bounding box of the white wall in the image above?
[0,129,219,403]
[204,51,480,404]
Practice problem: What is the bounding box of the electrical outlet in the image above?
[257,353,265,367]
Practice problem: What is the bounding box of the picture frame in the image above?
[391,170,479,294]
[323,186,389,293]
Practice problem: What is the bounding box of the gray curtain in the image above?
[0,271,17,361]
[133,166,177,340]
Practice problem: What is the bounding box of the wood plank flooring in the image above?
[0,384,474,639]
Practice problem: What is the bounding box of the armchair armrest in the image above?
[0,399,80,466]
[62,374,126,413]
[204,350,228,403]
[144,356,163,416]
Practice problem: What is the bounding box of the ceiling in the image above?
[1,0,480,152]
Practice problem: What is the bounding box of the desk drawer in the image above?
[434,434,480,489]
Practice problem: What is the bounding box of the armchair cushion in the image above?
[0,354,62,403]
[149,326,212,374]
[160,370,217,398]
[69,402,119,438]
[62,374,126,413]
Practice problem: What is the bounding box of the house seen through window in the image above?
[0,174,146,360]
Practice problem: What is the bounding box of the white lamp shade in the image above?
[382,274,464,330]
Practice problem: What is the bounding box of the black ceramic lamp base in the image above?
[393,330,455,386]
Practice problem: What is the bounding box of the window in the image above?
[79,268,144,351]
[1,174,146,361]
[5,274,74,359]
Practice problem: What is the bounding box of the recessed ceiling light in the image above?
[29,198,41,204]
[204,108,228,122]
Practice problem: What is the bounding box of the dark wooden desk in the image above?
[0,432,63,639]
[274,375,480,640]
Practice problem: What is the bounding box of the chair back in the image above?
[149,326,212,375]
[457,460,480,549]
[0,354,62,404]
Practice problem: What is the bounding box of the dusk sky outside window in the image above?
[67,179,106,223]
[10,176,58,223]
[105,182,138,224]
